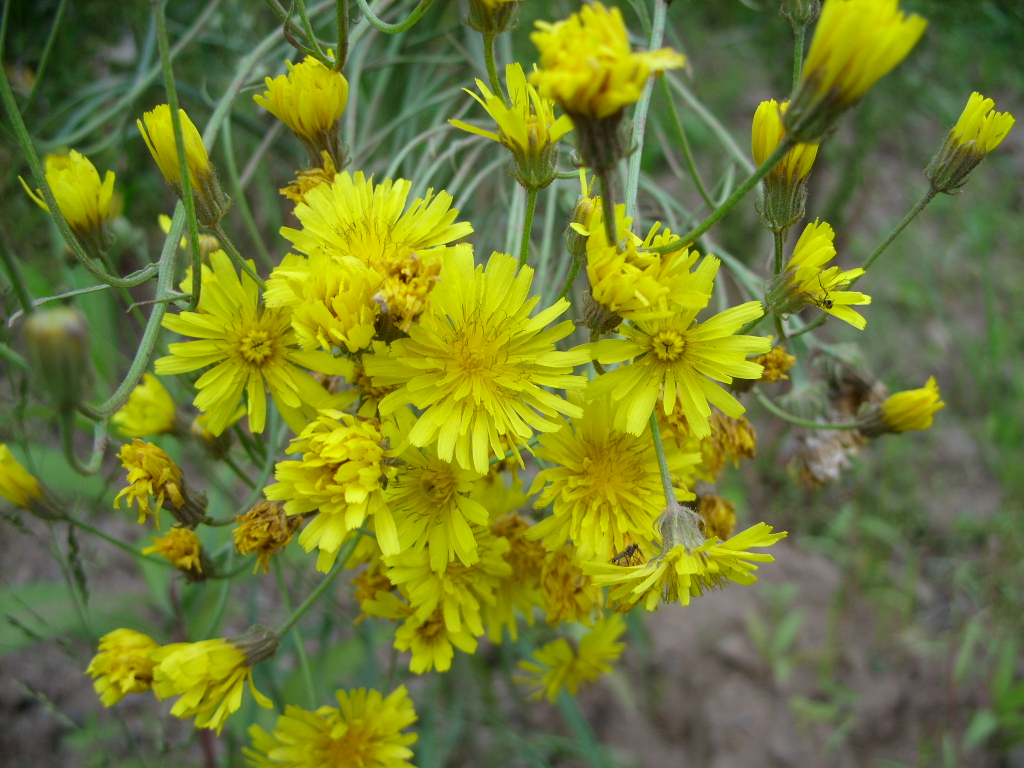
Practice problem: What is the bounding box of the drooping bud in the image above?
[22,305,93,413]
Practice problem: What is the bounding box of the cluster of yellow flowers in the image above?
[2,0,1013,763]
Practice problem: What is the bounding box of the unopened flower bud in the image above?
[752,100,818,232]
[857,376,944,437]
[0,444,64,520]
[231,625,280,667]
[657,500,706,552]
[465,0,523,36]
[22,305,93,413]
[781,0,820,26]
[925,92,1015,195]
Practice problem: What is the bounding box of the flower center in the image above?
[418,468,457,505]
[238,328,274,365]
[651,331,685,361]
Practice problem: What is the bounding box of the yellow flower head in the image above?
[254,55,348,142]
[516,613,626,702]
[488,511,546,641]
[752,100,818,181]
[927,92,1016,194]
[754,344,797,384]
[539,545,603,627]
[386,438,490,573]
[280,150,338,205]
[585,208,717,326]
[696,494,737,541]
[530,3,685,120]
[589,292,771,439]
[0,444,44,510]
[770,219,872,329]
[858,376,944,436]
[154,250,348,436]
[786,0,926,141]
[152,637,273,734]
[526,394,698,563]
[365,250,591,474]
[585,518,787,610]
[114,439,186,526]
[265,252,381,355]
[244,686,418,768]
[112,372,178,438]
[392,603,478,674]
[450,63,573,188]
[234,500,302,574]
[282,172,473,331]
[142,527,204,575]
[264,411,399,571]
[20,150,114,248]
[86,628,159,707]
[696,411,758,481]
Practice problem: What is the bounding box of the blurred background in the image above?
[1,0,1023,765]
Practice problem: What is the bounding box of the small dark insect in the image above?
[813,276,834,310]
[611,543,643,566]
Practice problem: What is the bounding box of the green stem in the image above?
[661,77,715,210]
[483,31,504,105]
[66,516,174,567]
[60,412,107,476]
[773,313,787,342]
[0,342,29,371]
[220,116,272,269]
[597,170,619,248]
[772,228,787,276]
[556,691,614,768]
[212,225,266,290]
[556,259,582,302]
[851,189,937,286]
[738,312,767,337]
[786,313,827,339]
[0,66,160,289]
[222,453,257,489]
[335,0,350,70]
[624,0,667,222]
[0,228,34,315]
[651,139,795,255]
[791,23,806,95]
[27,0,69,104]
[297,0,328,60]
[154,0,204,311]
[519,186,539,269]
[756,391,861,430]
[353,0,436,34]
[274,559,318,709]
[273,531,363,637]
[648,412,676,506]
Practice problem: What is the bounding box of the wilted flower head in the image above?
[234,500,302,573]
[114,439,186,526]
[20,150,114,251]
[86,628,159,707]
[142,527,207,580]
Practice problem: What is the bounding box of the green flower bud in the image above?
[22,306,93,413]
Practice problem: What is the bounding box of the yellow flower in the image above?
[254,55,348,166]
[152,636,273,734]
[767,219,871,329]
[696,494,737,541]
[859,376,945,436]
[85,628,159,707]
[244,686,418,768]
[786,0,927,141]
[516,613,626,703]
[584,516,787,610]
[20,150,114,249]
[234,500,302,574]
[539,545,603,626]
[138,105,226,225]
[154,250,348,436]
[450,62,573,188]
[927,92,1016,194]
[754,344,796,384]
[530,3,685,120]
[694,411,758,481]
[0,444,44,510]
[487,511,546,641]
[142,527,204,576]
[751,100,818,180]
[264,411,399,571]
[265,251,381,355]
[385,438,490,573]
[371,599,477,674]
[280,150,338,205]
[526,394,698,563]
[113,439,186,526]
[282,172,473,332]
[111,373,178,437]
[589,296,771,439]
[365,250,591,474]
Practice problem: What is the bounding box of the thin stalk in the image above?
[624,0,668,222]
[519,186,539,269]
[0,66,160,288]
[0,342,28,371]
[211,225,266,289]
[556,691,613,768]
[756,391,861,430]
[661,77,715,210]
[274,531,363,637]
[66,516,174,567]
[786,313,826,339]
[222,453,257,489]
[648,413,676,506]
[597,170,619,248]
[154,0,203,311]
[353,0,436,34]
[274,559,318,709]
[556,259,582,302]
[335,0,350,70]
[0,230,34,315]
[773,313,787,342]
[483,32,504,105]
[60,412,107,476]
[791,24,806,95]
[651,139,795,255]
[0,0,9,60]
[297,0,328,60]
[738,312,768,337]
[772,228,787,276]
[27,0,69,104]
[851,189,937,285]
[220,119,272,268]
